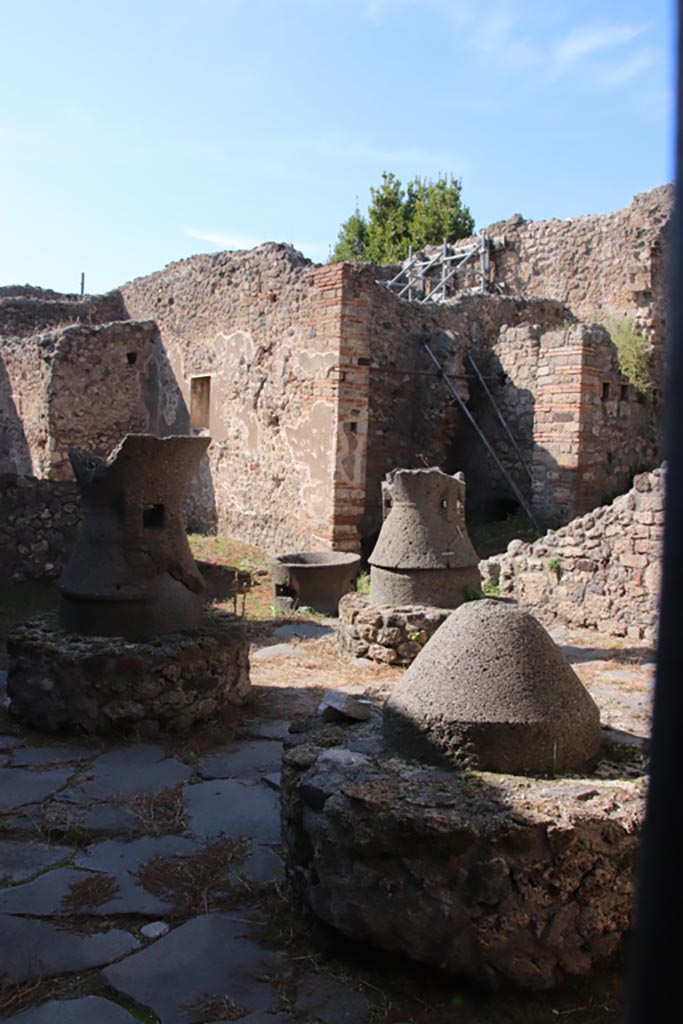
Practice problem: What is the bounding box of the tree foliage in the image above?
[330,172,474,264]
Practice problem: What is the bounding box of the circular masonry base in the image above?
[7,613,250,736]
[281,718,645,991]
[337,592,451,665]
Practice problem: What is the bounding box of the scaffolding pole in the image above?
[422,340,540,531]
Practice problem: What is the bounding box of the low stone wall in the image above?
[0,475,81,582]
[337,592,450,664]
[490,467,664,643]
[7,613,250,736]
[281,718,645,991]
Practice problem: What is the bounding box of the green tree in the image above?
[330,204,368,262]
[329,172,474,264]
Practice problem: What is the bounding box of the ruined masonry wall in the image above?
[492,467,663,643]
[0,289,125,339]
[120,247,368,553]
[0,321,166,481]
[470,185,672,368]
[0,474,81,582]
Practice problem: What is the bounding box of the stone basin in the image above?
[271,551,360,616]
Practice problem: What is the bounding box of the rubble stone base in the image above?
[7,613,250,736]
[281,718,644,991]
[337,592,450,665]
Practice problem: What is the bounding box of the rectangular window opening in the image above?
[190,375,211,429]
[619,383,629,402]
[601,382,611,402]
[143,504,165,529]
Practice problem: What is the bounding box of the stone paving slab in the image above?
[0,868,104,916]
[198,740,283,780]
[0,839,74,884]
[184,778,281,844]
[72,835,202,914]
[238,844,285,886]
[78,801,141,837]
[0,767,74,812]
[4,997,139,1024]
[63,744,194,804]
[11,745,98,767]
[103,912,282,1024]
[0,734,26,749]
[0,912,138,981]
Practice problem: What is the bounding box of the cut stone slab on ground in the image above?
[63,744,194,804]
[0,913,138,982]
[3,998,140,1024]
[103,912,283,1024]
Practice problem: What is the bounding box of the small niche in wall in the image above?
[619,383,629,402]
[143,504,165,529]
[126,352,138,366]
[190,375,211,429]
[601,382,611,402]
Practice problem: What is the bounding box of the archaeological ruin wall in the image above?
[120,247,370,553]
[0,320,172,481]
[489,466,664,644]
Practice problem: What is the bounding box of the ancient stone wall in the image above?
[0,321,168,481]
[0,289,125,338]
[120,247,368,553]
[0,474,81,582]
[461,186,672,362]
[491,467,663,643]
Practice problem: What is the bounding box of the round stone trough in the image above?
[7,612,250,736]
[281,717,645,992]
[271,551,361,615]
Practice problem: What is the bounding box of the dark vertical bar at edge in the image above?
[624,4,683,1019]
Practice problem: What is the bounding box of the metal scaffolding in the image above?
[379,234,498,303]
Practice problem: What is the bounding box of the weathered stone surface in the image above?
[140,920,170,939]
[0,868,104,916]
[58,434,209,639]
[103,913,282,1024]
[0,913,138,981]
[281,719,645,991]
[64,745,193,803]
[370,468,481,607]
[384,600,601,774]
[272,551,361,615]
[72,835,201,914]
[494,467,664,645]
[251,643,298,661]
[0,766,73,812]
[318,691,373,723]
[10,744,96,766]
[3,997,139,1024]
[338,593,449,665]
[295,973,370,1024]
[198,740,283,780]
[8,615,250,735]
[0,839,74,884]
[185,779,281,844]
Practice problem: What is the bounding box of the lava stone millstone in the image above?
[382,600,601,774]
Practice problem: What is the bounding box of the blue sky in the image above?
[0,0,675,295]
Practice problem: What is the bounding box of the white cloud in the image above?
[600,50,656,86]
[554,23,647,68]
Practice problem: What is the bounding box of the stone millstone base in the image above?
[337,592,450,665]
[7,613,250,736]
[281,718,645,991]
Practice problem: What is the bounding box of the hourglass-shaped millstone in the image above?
[58,434,209,639]
[369,467,481,607]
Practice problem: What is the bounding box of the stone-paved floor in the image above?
[0,621,654,1023]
